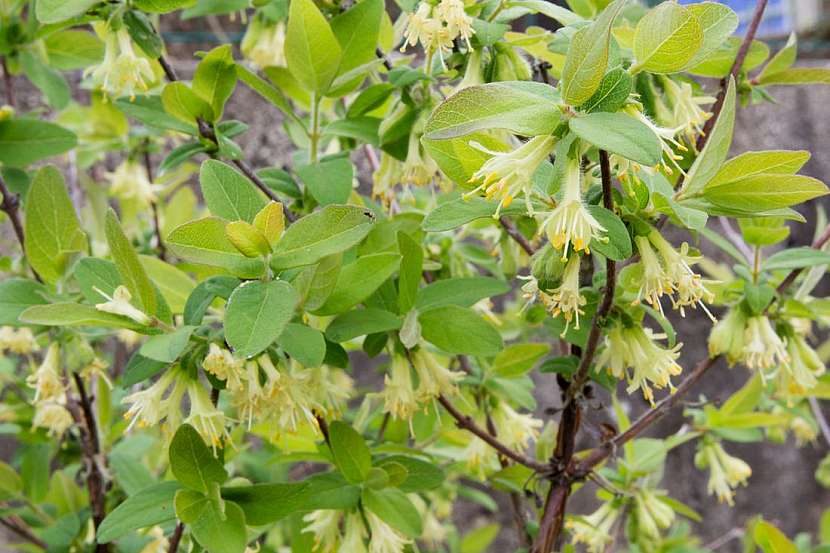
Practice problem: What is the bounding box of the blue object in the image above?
[677,0,792,37]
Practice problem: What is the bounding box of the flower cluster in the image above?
[106,159,161,210]
[653,76,715,145]
[596,323,683,405]
[27,344,74,437]
[381,346,462,421]
[94,285,152,325]
[566,500,621,553]
[694,439,751,505]
[633,231,714,319]
[539,255,586,335]
[301,509,411,553]
[241,17,287,69]
[85,23,156,100]
[402,0,475,61]
[0,326,39,355]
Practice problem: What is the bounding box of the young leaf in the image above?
[685,2,739,68]
[313,252,402,315]
[296,158,354,205]
[703,174,828,212]
[757,33,798,83]
[253,202,285,247]
[162,82,214,124]
[139,325,196,363]
[707,150,810,188]
[23,166,86,284]
[176,491,248,553]
[35,0,97,23]
[19,303,151,331]
[419,305,503,356]
[200,160,267,223]
[328,421,372,484]
[362,487,423,538]
[569,112,661,166]
[491,343,550,378]
[219,482,311,525]
[169,424,228,494]
[225,280,299,358]
[397,231,423,314]
[166,217,266,278]
[285,0,343,93]
[633,2,702,74]
[192,45,238,121]
[225,221,272,258]
[105,209,157,315]
[0,278,50,326]
[763,247,830,272]
[0,119,77,168]
[578,67,632,113]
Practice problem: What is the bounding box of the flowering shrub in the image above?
[1,0,830,552]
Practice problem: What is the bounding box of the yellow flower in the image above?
[367,511,411,553]
[566,501,620,553]
[372,152,404,201]
[0,326,39,355]
[647,231,715,319]
[382,354,420,421]
[95,285,151,325]
[122,368,184,430]
[340,513,368,553]
[461,432,499,479]
[85,25,156,100]
[302,510,342,553]
[106,160,160,209]
[465,135,556,217]
[491,402,542,451]
[435,0,473,47]
[259,356,321,435]
[309,365,353,418]
[624,105,686,174]
[26,344,64,403]
[411,346,462,400]
[541,158,605,258]
[185,381,230,452]
[32,402,73,437]
[633,489,674,541]
[742,316,788,373]
[401,129,439,187]
[138,527,169,553]
[780,332,824,394]
[203,343,245,392]
[241,18,286,69]
[695,439,751,506]
[540,255,585,335]
[657,76,714,144]
[708,307,748,364]
[633,235,674,315]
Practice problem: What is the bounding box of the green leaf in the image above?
[419,305,503,356]
[492,343,549,378]
[685,2,739,68]
[325,308,402,342]
[362,487,422,538]
[560,0,625,106]
[24,166,86,284]
[416,277,510,310]
[106,209,157,315]
[139,325,196,363]
[220,482,310,525]
[708,150,810,188]
[763,247,830,272]
[328,421,371,484]
[703,174,828,212]
[116,95,197,134]
[460,523,500,553]
[225,220,271,257]
[0,119,77,168]
[285,0,343,93]
[376,455,444,492]
[169,424,228,494]
[271,205,374,270]
[314,253,402,315]
[0,461,21,500]
[397,231,423,313]
[20,51,70,110]
[506,0,582,25]
[277,323,326,366]
[296,158,354,206]
[757,33,797,83]
[97,481,180,543]
[569,112,661,166]
[587,204,632,260]
[162,82,214,124]
[633,1,702,74]
[35,0,97,23]
[424,81,561,140]
[133,0,197,12]
[330,0,383,84]
[139,255,196,314]
[296,254,342,311]
[225,280,299,358]
[680,77,736,197]
[166,217,266,278]
[421,194,526,232]
[754,520,798,553]
[192,45,238,121]
[422,132,510,184]
[687,37,769,78]
[579,67,632,113]
[19,303,149,331]
[176,491,248,553]
[43,30,104,70]
[758,68,830,86]
[235,64,295,119]
[123,10,163,58]
[0,278,49,326]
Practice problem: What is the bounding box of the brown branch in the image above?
[0,172,42,282]
[0,517,47,549]
[71,373,109,552]
[696,0,768,151]
[157,55,296,223]
[142,145,167,260]
[315,411,331,447]
[1,56,14,108]
[167,522,185,553]
[499,216,535,256]
[437,394,548,472]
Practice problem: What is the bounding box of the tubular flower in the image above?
[633,489,675,542]
[491,402,542,451]
[85,24,156,100]
[185,381,230,452]
[465,135,556,217]
[32,402,74,437]
[309,365,353,417]
[780,332,825,395]
[94,285,151,325]
[462,433,498,479]
[203,343,245,392]
[401,0,473,60]
[106,160,161,209]
[381,354,419,421]
[742,316,789,374]
[633,235,674,315]
[541,158,606,258]
[624,105,686,174]
[367,511,412,553]
[401,129,439,187]
[435,0,474,47]
[411,346,462,400]
[259,357,321,435]
[340,513,368,553]
[138,527,169,553]
[540,255,586,335]
[232,360,266,430]
[566,501,620,553]
[596,323,682,406]
[695,440,751,506]
[371,152,403,201]
[302,510,342,553]
[708,307,748,364]
[241,17,286,69]
[122,368,185,430]
[647,231,715,319]
[658,76,714,144]
[26,344,64,403]
[0,326,39,355]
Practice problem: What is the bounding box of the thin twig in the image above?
[499,216,535,256]
[1,56,14,107]
[0,173,42,282]
[142,145,167,260]
[809,396,830,448]
[437,395,548,472]
[315,411,331,447]
[718,216,753,261]
[167,522,185,553]
[71,373,109,553]
[0,517,47,549]
[777,224,830,294]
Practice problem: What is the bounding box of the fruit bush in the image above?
[1,0,830,552]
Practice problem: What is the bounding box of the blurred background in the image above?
[2,0,830,551]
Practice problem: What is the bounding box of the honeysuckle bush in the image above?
[2,0,830,551]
